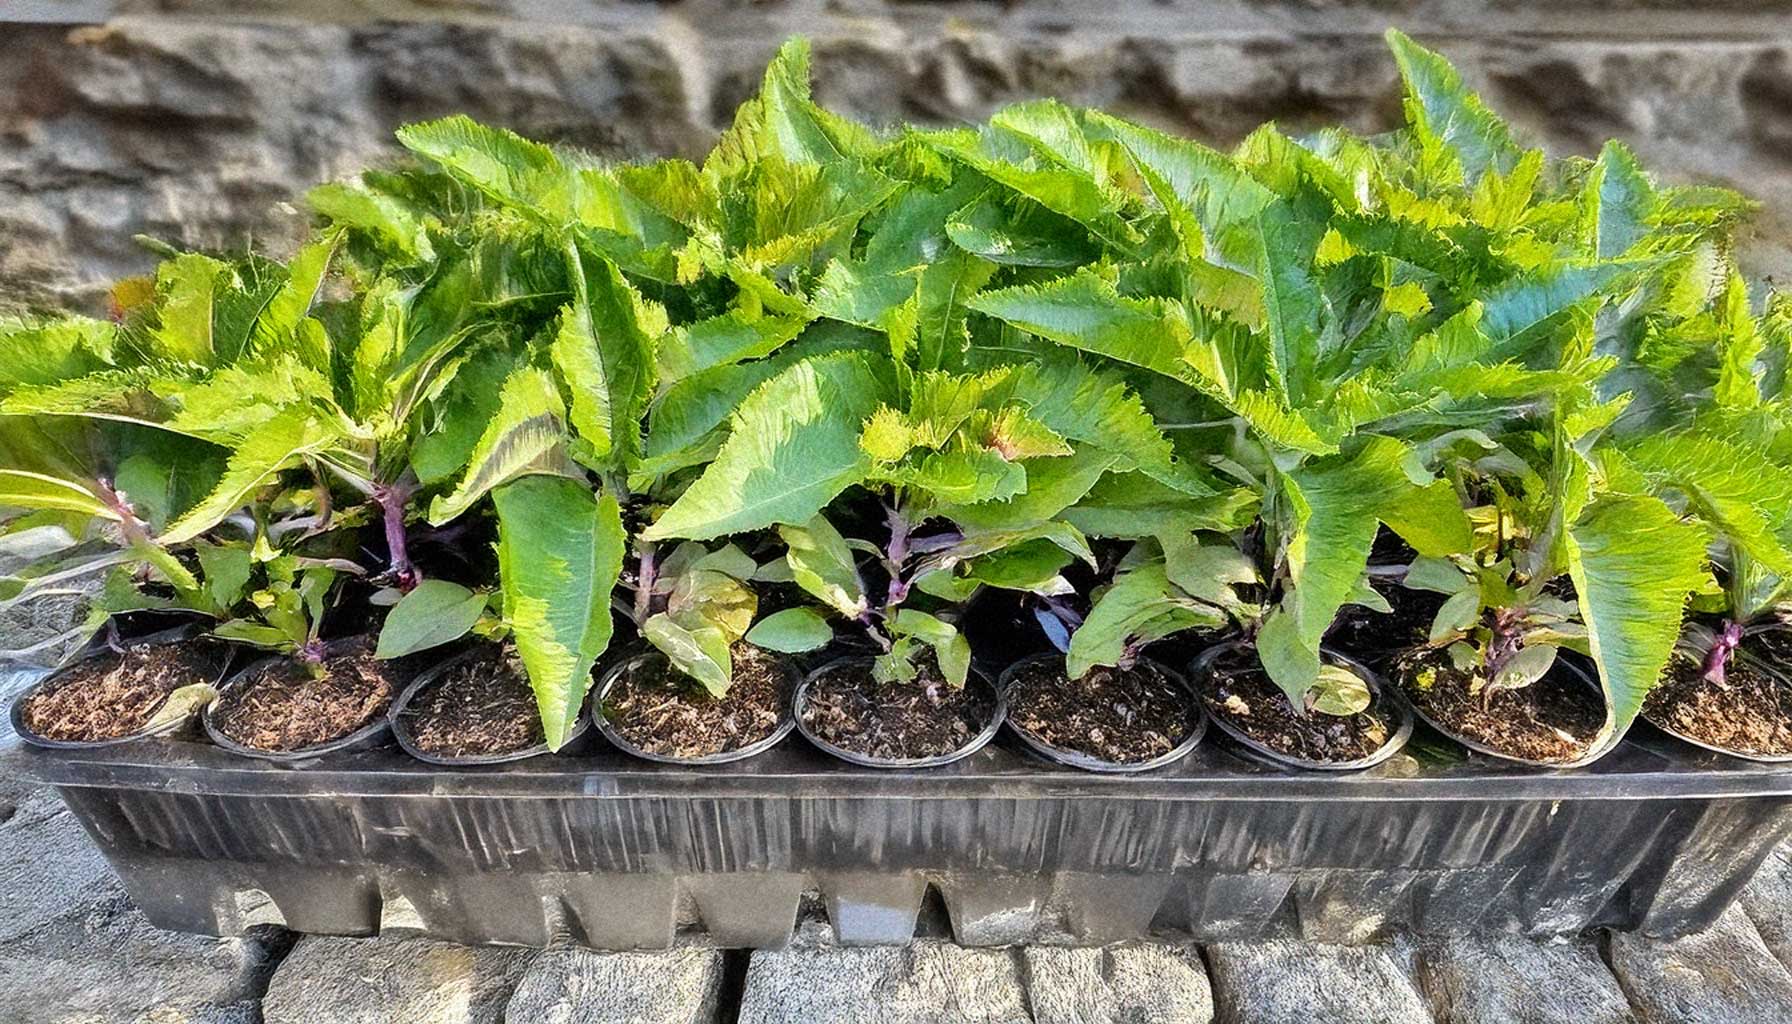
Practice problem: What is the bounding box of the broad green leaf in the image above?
[160,407,340,544]
[1586,140,1655,259]
[397,115,575,223]
[891,608,971,688]
[1067,563,1221,677]
[1310,663,1372,716]
[1566,494,1707,737]
[193,541,253,611]
[376,579,488,659]
[745,607,833,653]
[643,613,732,697]
[970,270,1199,387]
[428,365,578,525]
[307,180,435,262]
[778,515,867,617]
[495,476,626,750]
[0,470,115,519]
[645,353,887,540]
[1386,29,1519,185]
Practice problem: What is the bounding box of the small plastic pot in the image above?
[9,624,228,750]
[794,655,1006,769]
[1640,642,1792,765]
[201,637,395,766]
[1393,649,1619,769]
[592,649,797,766]
[1190,641,1414,772]
[997,651,1207,774]
[390,646,591,767]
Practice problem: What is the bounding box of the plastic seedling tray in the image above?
[3,718,1791,950]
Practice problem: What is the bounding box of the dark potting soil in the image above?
[1399,648,1603,763]
[1326,579,1443,665]
[1005,659,1197,765]
[19,642,217,742]
[401,647,544,757]
[210,638,396,752]
[602,643,794,759]
[1201,647,1393,763]
[801,656,995,761]
[1642,647,1792,757]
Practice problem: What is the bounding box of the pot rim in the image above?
[592,647,797,766]
[996,651,1207,774]
[388,644,590,767]
[9,623,225,751]
[794,654,1006,769]
[1391,645,1620,769]
[200,635,393,765]
[1638,636,1792,764]
[1191,640,1415,772]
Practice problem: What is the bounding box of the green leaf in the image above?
[1585,140,1655,259]
[0,470,115,519]
[970,269,1199,387]
[495,476,626,750]
[778,515,867,617]
[643,613,732,698]
[555,245,660,470]
[1003,355,1212,496]
[376,579,488,659]
[428,365,579,525]
[307,180,435,262]
[745,607,833,653]
[160,407,340,545]
[1566,494,1708,736]
[193,541,253,611]
[1386,29,1519,185]
[645,353,887,540]
[397,115,575,222]
[891,609,971,688]
[1067,563,1222,677]
[1310,663,1372,716]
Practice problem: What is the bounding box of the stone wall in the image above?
[4,1,1792,313]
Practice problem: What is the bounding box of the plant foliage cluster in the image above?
[2,30,1784,752]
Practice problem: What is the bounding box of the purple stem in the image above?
[372,483,419,592]
[1702,619,1744,686]
[633,541,657,626]
[883,506,911,611]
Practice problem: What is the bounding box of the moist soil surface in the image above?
[210,638,396,752]
[19,642,218,742]
[800,656,996,762]
[1399,648,1603,763]
[400,647,543,757]
[1005,658,1197,765]
[1201,647,1395,764]
[601,643,794,759]
[1642,646,1792,757]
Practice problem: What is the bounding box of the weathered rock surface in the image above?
[503,947,726,1024]
[261,935,533,1024]
[2,6,1791,314]
[737,941,1030,1024]
[1608,904,1792,1024]
[1024,944,1215,1024]
[0,789,288,1024]
[1205,937,1433,1024]
[1740,838,1792,972]
[1416,933,1636,1024]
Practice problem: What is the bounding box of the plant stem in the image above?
[372,482,418,591]
[633,540,657,626]
[1702,619,1743,686]
[883,504,911,612]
